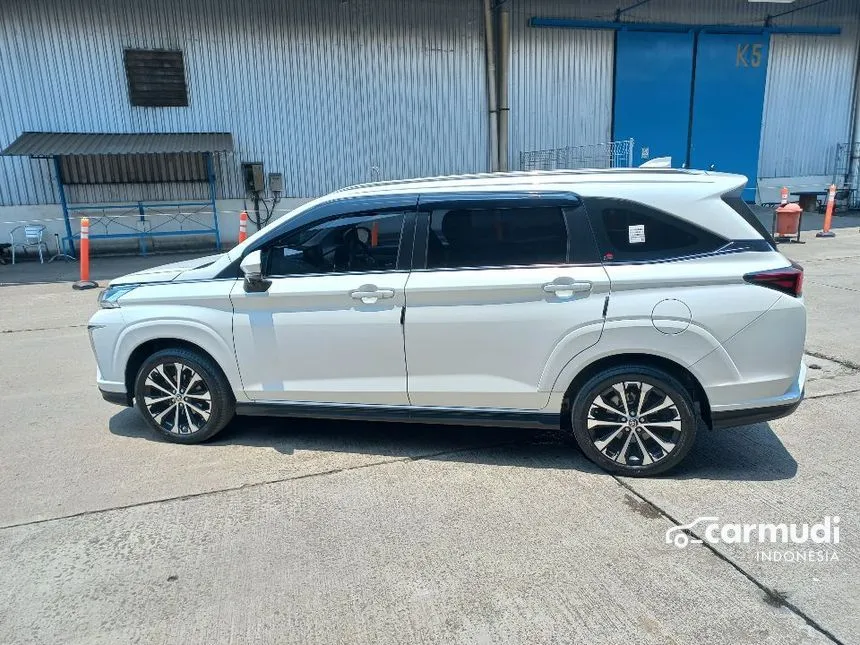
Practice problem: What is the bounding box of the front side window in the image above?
[426,206,567,269]
[266,211,405,276]
[584,197,726,262]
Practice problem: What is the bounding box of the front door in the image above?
[230,206,413,404]
[404,195,610,410]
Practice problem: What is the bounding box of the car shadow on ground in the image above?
[108,408,797,482]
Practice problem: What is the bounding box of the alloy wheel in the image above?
[586,381,682,467]
[142,361,212,435]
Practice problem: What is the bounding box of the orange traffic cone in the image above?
[72,217,98,290]
[817,184,837,238]
[238,210,248,243]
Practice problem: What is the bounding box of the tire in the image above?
[570,365,698,476]
[134,348,235,444]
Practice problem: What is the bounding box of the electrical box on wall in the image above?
[268,173,284,194]
[241,162,264,193]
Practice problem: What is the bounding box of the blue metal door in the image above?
[613,30,695,167]
[690,33,770,200]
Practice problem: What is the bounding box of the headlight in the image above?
[98,285,138,309]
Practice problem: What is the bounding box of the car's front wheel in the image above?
[134,348,235,443]
[570,365,698,476]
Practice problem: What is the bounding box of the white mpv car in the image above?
[88,169,806,476]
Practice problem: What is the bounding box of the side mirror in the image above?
[240,250,271,293]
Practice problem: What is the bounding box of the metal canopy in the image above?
[0,131,234,157]
[0,132,230,256]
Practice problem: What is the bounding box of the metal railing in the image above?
[831,142,860,208]
[519,138,635,171]
[64,201,221,255]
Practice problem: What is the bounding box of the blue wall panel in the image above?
[690,33,769,199]
[613,31,694,167]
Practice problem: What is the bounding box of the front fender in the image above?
[113,314,243,396]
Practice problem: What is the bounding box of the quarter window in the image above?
[266,211,405,276]
[426,206,567,269]
[723,192,776,248]
[584,198,726,262]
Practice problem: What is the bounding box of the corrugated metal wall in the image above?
[760,33,859,178]
[509,3,613,170]
[0,0,488,206]
[509,0,860,180]
[2,0,859,206]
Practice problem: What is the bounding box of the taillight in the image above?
[743,262,803,297]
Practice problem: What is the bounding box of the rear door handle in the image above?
[542,281,592,297]
[350,286,395,304]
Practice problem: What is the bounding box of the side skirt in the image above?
[235,401,560,429]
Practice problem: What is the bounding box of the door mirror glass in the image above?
[240,250,263,278]
[240,249,271,293]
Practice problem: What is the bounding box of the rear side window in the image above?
[427,206,567,269]
[584,197,726,262]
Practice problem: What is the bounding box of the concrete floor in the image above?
[1,229,859,644]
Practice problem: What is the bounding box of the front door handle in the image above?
[350,285,395,304]
[542,280,592,297]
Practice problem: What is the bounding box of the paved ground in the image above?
[1,223,859,644]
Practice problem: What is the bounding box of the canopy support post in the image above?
[206,152,221,250]
[53,155,75,256]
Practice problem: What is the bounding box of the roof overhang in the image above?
[0,131,234,157]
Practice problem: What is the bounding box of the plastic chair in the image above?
[10,224,49,264]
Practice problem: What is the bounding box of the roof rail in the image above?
[335,167,705,193]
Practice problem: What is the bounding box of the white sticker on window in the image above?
[628,224,646,244]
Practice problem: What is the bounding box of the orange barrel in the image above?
[775,203,802,238]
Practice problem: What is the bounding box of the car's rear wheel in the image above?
[134,348,234,443]
[570,365,697,476]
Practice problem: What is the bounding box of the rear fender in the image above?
[544,319,732,394]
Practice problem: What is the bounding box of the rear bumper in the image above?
[100,387,131,407]
[711,394,802,429]
[711,362,805,429]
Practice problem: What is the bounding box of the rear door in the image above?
[403,193,610,410]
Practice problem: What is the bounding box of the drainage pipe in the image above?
[483,0,499,172]
[498,2,511,171]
